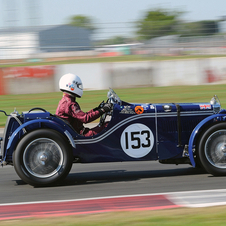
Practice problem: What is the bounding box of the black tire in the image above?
[198,123,226,176]
[13,129,73,186]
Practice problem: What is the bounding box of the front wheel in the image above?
[198,123,226,176]
[13,129,73,186]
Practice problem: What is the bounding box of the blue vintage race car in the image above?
[0,88,225,186]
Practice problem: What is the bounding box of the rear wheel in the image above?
[13,129,73,186]
[198,123,226,176]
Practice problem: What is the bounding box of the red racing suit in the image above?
[56,93,107,137]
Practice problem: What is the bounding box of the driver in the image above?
[56,73,112,136]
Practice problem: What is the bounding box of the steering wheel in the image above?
[98,99,112,127]
[28,107,47,113]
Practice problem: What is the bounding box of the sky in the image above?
[0,0,226,39]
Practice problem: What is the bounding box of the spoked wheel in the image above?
[198,123,226,176]
[13,129,73,186]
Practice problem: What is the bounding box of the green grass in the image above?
[1,84,226,127]
[2,206,226,225]
[1,54,226,67]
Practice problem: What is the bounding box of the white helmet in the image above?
[59,73,83,97]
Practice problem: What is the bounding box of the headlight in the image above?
[210,95,221,113]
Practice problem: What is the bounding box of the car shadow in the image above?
[14,167,207,187]
[61,166,207,186]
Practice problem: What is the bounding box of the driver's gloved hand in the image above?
[98,103,113,115]
[93,101,104,111]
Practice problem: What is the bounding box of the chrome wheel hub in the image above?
[205,130,226,168]
[39,153,48,165]
[23,138,63,178]
[220,144,226,154]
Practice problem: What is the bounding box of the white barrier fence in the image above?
[56,57,226,91]
[1,57,226,95]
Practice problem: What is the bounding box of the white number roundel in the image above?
[120,123,154,158]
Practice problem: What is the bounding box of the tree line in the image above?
[68,9,220,44]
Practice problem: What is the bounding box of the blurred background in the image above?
[0,0,226,94]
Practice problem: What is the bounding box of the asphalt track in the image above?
[1,162,226,220]
[1,127,226,220]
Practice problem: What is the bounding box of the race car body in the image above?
[0,89,224,186]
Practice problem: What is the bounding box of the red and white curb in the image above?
[0,189,226,220]
[167,189,226,208]
[0,194,179,220]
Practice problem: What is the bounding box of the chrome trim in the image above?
[64,130,76,148]
[11,115,26,134]
[182,145,189,157]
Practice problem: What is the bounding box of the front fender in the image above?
[4,119,75,161]
[188,112,226,167]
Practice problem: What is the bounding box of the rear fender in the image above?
[188,112,226,167]
[4,119,75,161]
